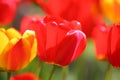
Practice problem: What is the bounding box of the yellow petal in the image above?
[105,0,114,3]
[0,28,5,32]
[22,30,37,61]
[0,30,37,70]
[0,31,9,55]
[4,38,20,53]
[0,38,20,70]
[6,28,21,40]
[117,0,120,4]
[21,30,37,68]
[30,38,37,61]
[100,0,120,23]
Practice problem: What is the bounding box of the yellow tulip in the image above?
[100,0,120,23]
[0,28,37,71]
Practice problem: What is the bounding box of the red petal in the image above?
[10,73,40,80]
[107,24,120,67]
[54,30,86,66]
[92,25,110,60]
[1,39,28,70]
[44,21,68,62]
[0,0,17,25]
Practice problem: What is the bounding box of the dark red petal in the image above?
[55,30,86,66]
[107,24,120,67]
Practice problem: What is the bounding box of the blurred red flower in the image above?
[107,24,120,67]
[20,16,87,66]
[0,0,17,25]
[35,0,103,37]
[92,24,120,67]
[10,72,40,80]
[92,24,110,60]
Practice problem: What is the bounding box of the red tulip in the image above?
[20,16,86,66]
[92,25,110,60]
[107,24,120,67]
[93,24,120,67]
[35,0,103,37]
[0,0,17,25]
[10,72,40,80]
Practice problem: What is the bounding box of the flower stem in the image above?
[7,72,11,80]
[104,63,111,80]
[48,65,56,80]
[35,58,41,80]
[62,66,68,80]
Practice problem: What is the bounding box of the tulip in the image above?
[93,24,120,67]
[35,0,104,37]
[92,25,110,60]
[0,28,37,71]
[10,72,40,80]
[107,24,120,67]
[100,0,120,23]
[20,16,86,66]
[0,0,17,25]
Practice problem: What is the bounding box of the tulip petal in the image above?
[0,0,17,25]
[22,30,37,62]
[10,73,40,80]
[107,25,120,67]
[0,30,36,70]
[54,31,78,66]
[0,30,9,55]
[47,30,86,66]
[6,28,21,40]
[45,22,69,62]
[92,25,110,60]
[46,30,86,66]
[0,37,20,70]
[70,30,86,62]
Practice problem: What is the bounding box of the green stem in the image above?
[7,72,11,80]
[35,58,41,80]
[48,65,56,80]
[104,63,111,80]
[62,66,68,80]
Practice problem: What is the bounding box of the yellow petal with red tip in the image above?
[0,30,37,71]
[22,30,37,62]
[6,28,21,39]
[0,30,9,55]
[0,37,20,70]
